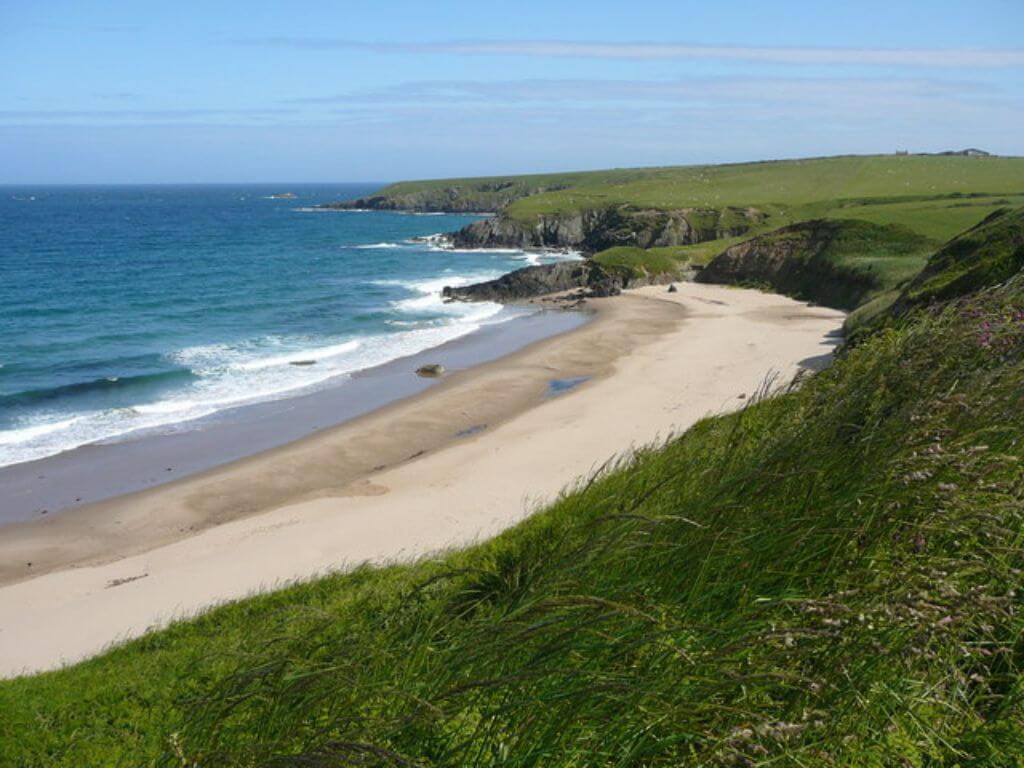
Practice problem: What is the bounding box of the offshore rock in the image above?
[442,260,675,303]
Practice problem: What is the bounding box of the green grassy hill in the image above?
[3,210,1024,765]
[589,245,693,280]
[695,219,935,310]
[504,155,1024,235]
[347,154,1024,241]
[898,207,1024,309]
[846,206,1024,334]
[349,155,1024,298]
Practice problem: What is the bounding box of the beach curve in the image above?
[0,283,845,677]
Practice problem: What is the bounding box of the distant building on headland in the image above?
[895,148,993,158]
[936,148,993,157]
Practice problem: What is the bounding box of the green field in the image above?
[591,240,751,276]
[3,205,1024,764]
[370,154,1024,241]
[590,245,691,278]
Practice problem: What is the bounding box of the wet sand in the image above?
[0,309,586,524]
[0,283,845,677]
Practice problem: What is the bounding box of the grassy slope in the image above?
[847,206,1024,333]
[360,155,1024,241]
[590,245,689,278]
[697,219,937,311]
[4,215,1024,765]
[900,207,1024,308]
[354,168,654,212]
[591,239,751,277]
[499,155,1024,239]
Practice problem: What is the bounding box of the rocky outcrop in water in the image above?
[442,262,621,302]
[451,206,764,252]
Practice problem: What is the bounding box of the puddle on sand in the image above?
[456,424,488,438]
[547,376,591,397]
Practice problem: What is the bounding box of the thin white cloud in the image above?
[0,108,296,123]
[287,76,1001,110]
[237,38,1024,68]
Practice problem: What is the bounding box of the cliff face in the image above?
[697,220,887,309]
[451,206,765,252]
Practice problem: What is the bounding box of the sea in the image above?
[0,184,579,469]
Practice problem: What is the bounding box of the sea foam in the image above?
[0,189,555,468]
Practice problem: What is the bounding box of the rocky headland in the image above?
[450,205,764,252]
[441,260,679,304]
[318,180,572,214]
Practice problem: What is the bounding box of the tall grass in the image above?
[4,269,1023,765]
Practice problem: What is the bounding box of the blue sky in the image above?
[1,0,1022,183]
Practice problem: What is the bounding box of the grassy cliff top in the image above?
[364,154,1024,240]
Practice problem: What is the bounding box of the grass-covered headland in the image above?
[3,203,1024,764]
[338,154,1024,307]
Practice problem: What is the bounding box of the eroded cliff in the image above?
[452,205,765,252]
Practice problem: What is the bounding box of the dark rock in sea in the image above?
[667,283,678,293]
[416,364,445,378]
[290,360,316,366]
[442,261,629,303]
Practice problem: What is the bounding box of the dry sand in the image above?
[0,283,845,677]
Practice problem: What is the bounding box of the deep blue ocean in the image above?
[0,184,578,468]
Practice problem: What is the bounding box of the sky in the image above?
[1,0,1022,183]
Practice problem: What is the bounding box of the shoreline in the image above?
[0,307,587,525]
[0,283,845,677]
[0,296,664,588]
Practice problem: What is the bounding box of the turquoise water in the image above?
[0,185,578,467]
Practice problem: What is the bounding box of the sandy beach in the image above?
[0,283,845,677]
